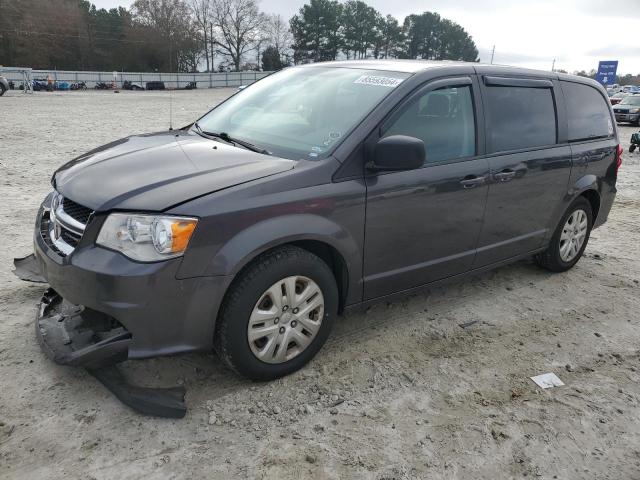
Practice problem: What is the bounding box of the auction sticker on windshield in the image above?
[354,75,405,88]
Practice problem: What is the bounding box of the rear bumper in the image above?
[33,204,233,360]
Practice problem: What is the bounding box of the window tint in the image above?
[383,85,476,164]
[485,85,557,152]
[562,82,613,141]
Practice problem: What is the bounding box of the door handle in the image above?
[460,175,486,189]
[494,169,517,182]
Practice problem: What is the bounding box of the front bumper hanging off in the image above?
[14,255,187,418]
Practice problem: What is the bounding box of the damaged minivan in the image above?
[15,60,620,417]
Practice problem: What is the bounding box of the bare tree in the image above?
[190,0,212,71]
[265,14,294,65]
[209,0,266,71]
[131,0,198,71]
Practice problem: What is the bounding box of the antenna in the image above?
[169,34,174,131]
[169,88,173,131]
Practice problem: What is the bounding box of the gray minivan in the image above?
[18,60,620,416]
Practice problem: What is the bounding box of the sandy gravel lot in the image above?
[1,89,640,480]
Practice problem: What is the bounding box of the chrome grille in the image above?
[41,192,93,257]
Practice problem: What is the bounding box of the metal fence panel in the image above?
[0,68,273,89]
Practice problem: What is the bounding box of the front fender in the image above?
[209,214,359,278]
[178,213,364,305]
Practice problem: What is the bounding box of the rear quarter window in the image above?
[484,85,557,153]
[561,81,613,142]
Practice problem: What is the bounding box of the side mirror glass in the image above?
[369,135,425,172]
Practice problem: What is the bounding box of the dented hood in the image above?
[53,131,294,211]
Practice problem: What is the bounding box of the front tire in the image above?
[214,246,338,380]
[535,197,593,272]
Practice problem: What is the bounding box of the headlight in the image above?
[630,108,640,114]
[97,213,198,262]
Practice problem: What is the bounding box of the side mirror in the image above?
[368,135,425,172]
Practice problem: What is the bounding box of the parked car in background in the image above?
[0,75,8,96]
[146,81,165,90]
[18,61,620,416]
[70,81,87,90]
[32,78,48,91]
[613,94,640,125]
[621,85,640,94]
[123,80,145,91]
[94,82,112,90]
[610,92,627,105]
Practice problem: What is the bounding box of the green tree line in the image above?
[0,0,479,72]
[290,0,479,64]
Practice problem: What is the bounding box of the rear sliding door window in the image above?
[485,84,557,153]
[561,81,613,141]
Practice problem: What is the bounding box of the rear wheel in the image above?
[630,144,637,153]
[535,197,592,272]
[214,246,338,380]
[0,85,6,96]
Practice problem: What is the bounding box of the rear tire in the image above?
[535,197,593,272]
[0,85,6,96]
[214,246,338,380]
[630,144,637,153]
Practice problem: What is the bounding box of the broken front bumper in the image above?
[34,285,186,418]
[36,288,131,369]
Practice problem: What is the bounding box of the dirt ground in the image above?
[1,88,640,480]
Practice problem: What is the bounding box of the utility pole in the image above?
[490,45,495,64]
[551,58,556,72]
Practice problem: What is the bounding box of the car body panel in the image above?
[568,139,618,227]
[53,132,294,211]
[171,158,366,306]
[473,145,573,266]
[363,157,490,299]
[32,200,232,357]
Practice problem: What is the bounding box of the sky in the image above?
[91,0,640,75]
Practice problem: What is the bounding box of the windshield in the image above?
[620,96,640,106]
[195,67,411,160]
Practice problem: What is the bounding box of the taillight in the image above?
[616,144,623,175]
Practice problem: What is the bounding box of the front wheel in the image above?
[214,246,338,380]
[535,197,593,272]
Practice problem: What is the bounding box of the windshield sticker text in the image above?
[354,75,404,88]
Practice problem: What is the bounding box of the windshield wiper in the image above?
[194,122,270,155]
